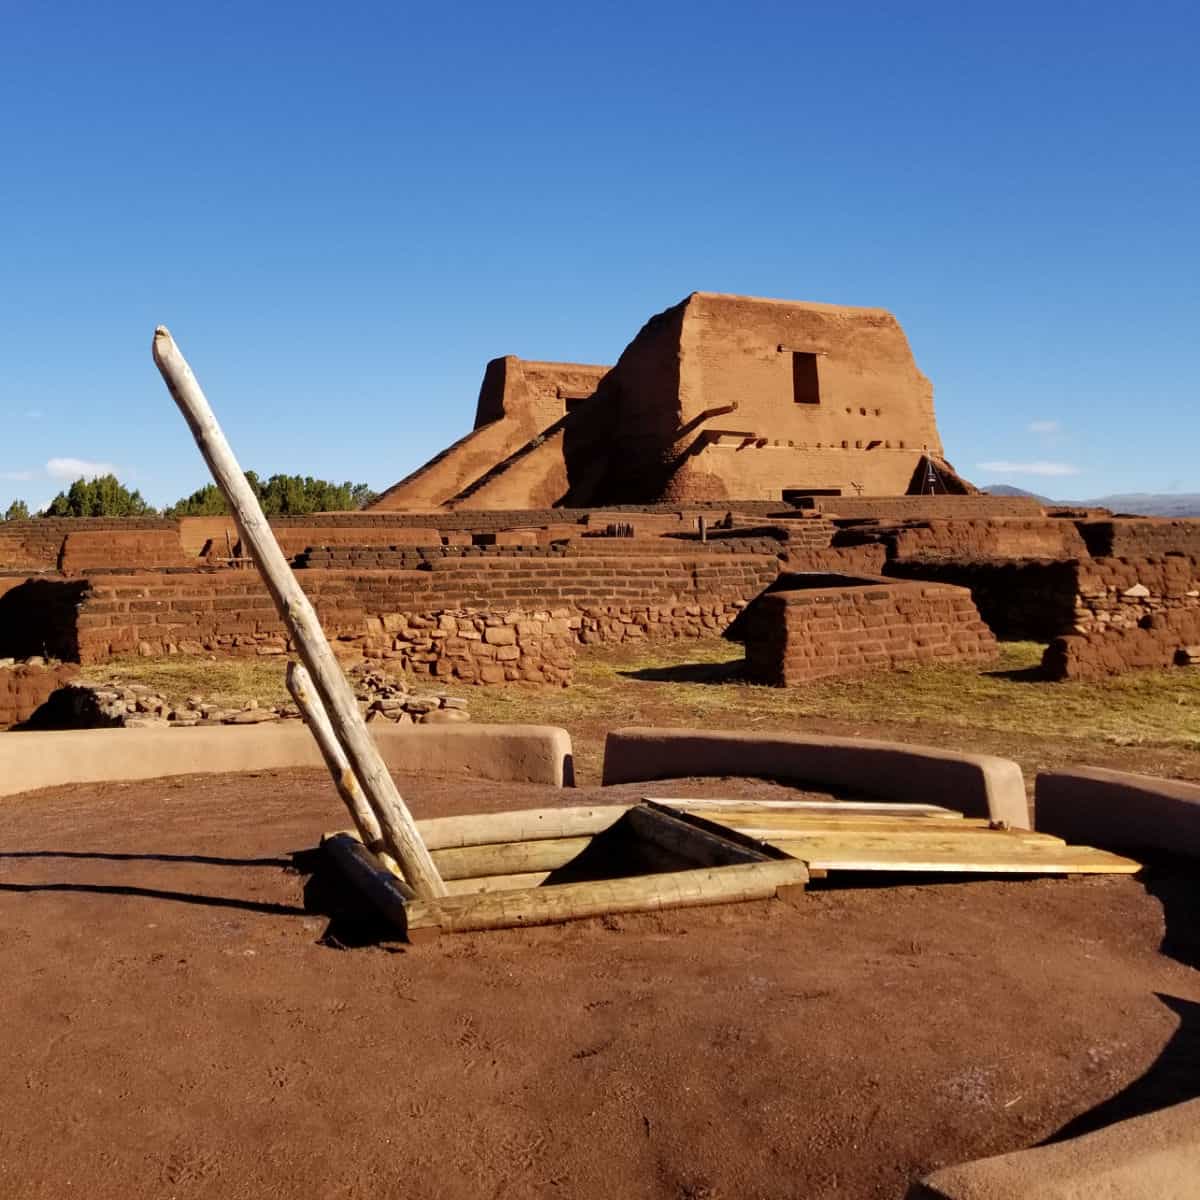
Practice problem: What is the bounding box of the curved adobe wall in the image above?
[0,723,575,798]
[601,727,1029,828]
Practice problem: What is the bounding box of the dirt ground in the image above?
[2,767,1199,1200]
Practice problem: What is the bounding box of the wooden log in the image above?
[416,806,629,851]
[406,859,810,934]
[287,662,409,892]
[322,832,411,932]
[431,836,593,881]
[152,327,445,899]
[444,872,551,896]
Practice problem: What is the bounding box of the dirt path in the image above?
[2,768,1198,1199]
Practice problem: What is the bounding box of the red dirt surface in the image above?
[2,768,1198,1199]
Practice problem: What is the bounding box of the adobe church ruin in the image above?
[372,293,972,511]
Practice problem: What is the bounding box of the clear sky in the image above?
[2,0,1197,511]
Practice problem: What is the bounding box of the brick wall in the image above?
[742,577,996,685]
[0,663,79,727]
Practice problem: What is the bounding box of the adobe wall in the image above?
[882,518,1089,562]
[595,292,947,503]
[0,575,89,660]
[1043,610,1200,680]
[0,662,79,728]
[71,554,781,675]
[742,577,996,685]
[818,495,1043,520]
[1076,518,1200,558]
[372,357,609,511]
[0,518,177,573]
[884,559,1080,641]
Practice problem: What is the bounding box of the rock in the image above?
[419,708,471,724]
[25,656,45,668]
[441,697,469,710]
[227,710,277,725]
[405,697,439,714]
[123,716,167,728]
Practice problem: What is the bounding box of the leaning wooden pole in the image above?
[286,661,411,896]
[152,326,447,899]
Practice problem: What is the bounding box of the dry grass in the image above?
[87,656,293,710]
[469,638,1200,744]
[89,640,1200,773]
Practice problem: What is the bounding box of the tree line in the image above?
[3,473,380,520]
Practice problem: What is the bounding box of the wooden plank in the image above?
[153,327,446,900]
[416,806,629,851]
[695,814,993,832]
[650,797,961,817]
[430,837,592,881]
[444,872,550,896]
[791,846,1141,875]
[724,816,1008,835]
[761,831,1067,850]
[405,859,811,935]
[625,804,775,868]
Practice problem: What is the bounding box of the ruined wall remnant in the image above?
[741,575,996,685]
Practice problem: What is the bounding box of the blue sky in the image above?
[2,0,1197,511]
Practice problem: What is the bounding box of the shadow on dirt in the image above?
[1044,993,1200,1141]
[619,659,745,685]
[1044,858,1200,1138]
[0,878,306,916]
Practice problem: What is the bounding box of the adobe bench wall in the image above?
[69,554,781,679]
[742,575,996,685]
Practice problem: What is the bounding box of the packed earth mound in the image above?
[2,768,1197,1200]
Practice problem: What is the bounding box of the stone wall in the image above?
[742,576,996,685]
[1070,555,1200,634]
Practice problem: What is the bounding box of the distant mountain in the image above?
[981,484,1200,518]
[1085,493,1200,518]
[980,484,1054,504]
